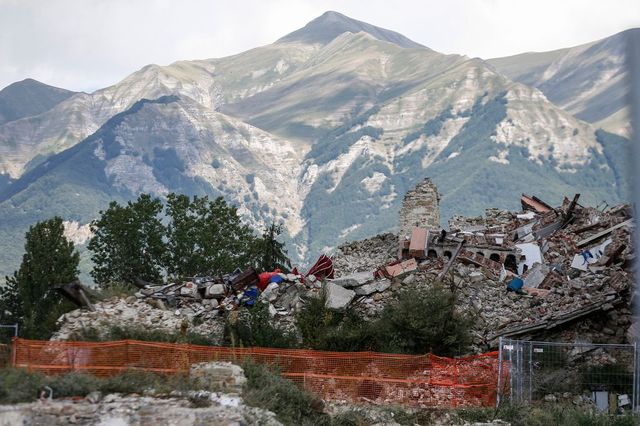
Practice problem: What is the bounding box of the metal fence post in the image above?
[528,342,533,404]
[634,341,638,413]
[497,337,503,407]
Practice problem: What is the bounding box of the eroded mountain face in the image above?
[488,28,635,138]
[0,12,632,279]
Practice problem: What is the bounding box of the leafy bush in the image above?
[0,368,193,404]
[0,368,46,403]
[457,403,638,426]
[242,361,330,426]
[296,285,473,356]
[69,324,219,346]
[373,286,473,356]
[224,303,298,349]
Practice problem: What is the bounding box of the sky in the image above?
[1,0,639,92]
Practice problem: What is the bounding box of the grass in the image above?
[0,368,195,404]
[242,361,331,425]
[456,404,638,426]
[1,365,637,426]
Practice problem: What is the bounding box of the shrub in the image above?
[0,368,46,403]
[224,303,298,349]
[295,285,473,356]
[372,286,473,356]
[242,361,330,426]
[69,324,219,346]
[460,403,639,426]
[295,286,377,352]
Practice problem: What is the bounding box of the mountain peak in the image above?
[0,78,76,126]
[276,11,424,49]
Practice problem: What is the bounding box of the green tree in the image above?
[165,194,259,277]
[255,223,291,272]
[88,194,166,287]
[373,286,473,356]
[1,217,79,339]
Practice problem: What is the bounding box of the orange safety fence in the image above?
[10,338,503,408]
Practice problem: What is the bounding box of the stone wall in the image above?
[399,178,441,237]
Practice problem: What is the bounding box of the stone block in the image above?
[205,284,225,299]
[354,279,391,296]
[189,362,247,393]
[324,282,355,311]
[330,271,373,288]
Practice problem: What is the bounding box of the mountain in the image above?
[488,28,637,137]
[276,11,424,48]
[0,78,76,126]
[0,95,306,280]
[0,12,632,282]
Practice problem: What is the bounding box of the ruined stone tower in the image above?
[399,178,441,237]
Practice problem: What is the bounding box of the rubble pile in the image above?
[55,185,635,351]
[55,257,338,340]
[328,192,635,348]
[52,297,226,342]
[397,193,634,346]
[332,233,398,277]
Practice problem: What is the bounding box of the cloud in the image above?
[0,0,638,91]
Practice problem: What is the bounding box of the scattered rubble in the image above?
[0,363,281,426]
[332,233,398,276]
[189,362,247,393]
[54,181,635,352]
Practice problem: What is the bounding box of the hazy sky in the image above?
[1,0,638,92]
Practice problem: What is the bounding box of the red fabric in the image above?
[306,255,334,279]
[258,269,281,290]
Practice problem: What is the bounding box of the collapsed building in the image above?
[55,178,635,352]
[333,178,635,349]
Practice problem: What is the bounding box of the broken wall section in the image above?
[399,178,440,237]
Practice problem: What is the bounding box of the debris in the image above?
[53,183,634,354]
[381,258,418,278]
[324,282,355,311]
[575,219,633,248]
[507,277,524,293]
[189,362,247,394]
[354,279,391,296]
[56,281,96,312]
[306,254,335,280]
[408,227,428,258]
[521,194,553,213]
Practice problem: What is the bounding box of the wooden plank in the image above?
[437,240,464,280]
[576,219,633,247]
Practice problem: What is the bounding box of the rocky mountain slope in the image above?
[488,28,637,137]
[0,78,75,126]
[0,12,632,280]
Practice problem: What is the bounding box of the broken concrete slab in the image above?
[468,271,484,283]
[324,282,355,311]
[330,271,374,288]
[385,258,418,278]
[354,279,391,296]
[523,264,549,289]
[259,282,279,302]
[180,282,199,298]
[205,284,226,299]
